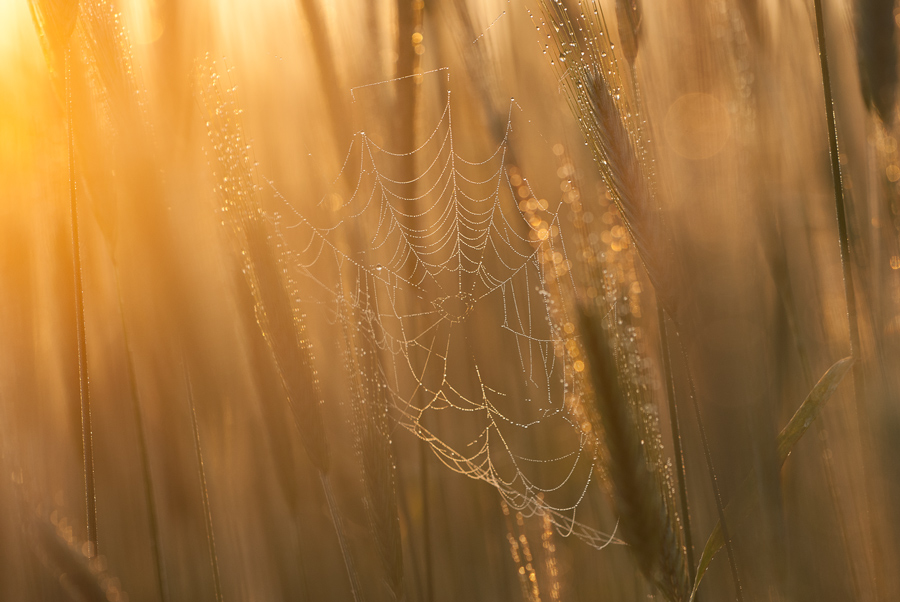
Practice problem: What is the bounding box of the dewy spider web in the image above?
[230,75,618,549]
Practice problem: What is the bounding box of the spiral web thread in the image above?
[255,87,620,550]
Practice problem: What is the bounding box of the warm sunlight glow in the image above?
[0,1,897,600]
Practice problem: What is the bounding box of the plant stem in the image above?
[185,368,224,602]
[811,1,882,596]
[396,2,432,598]
[677,335,742,602]
[66,46,98,555]
[418,434,434,602]
[811,1,862,366]
[657,306,695,589]
[116,280,168,602]
[321,474,364,602]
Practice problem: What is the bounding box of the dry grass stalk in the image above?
[184,370,223,602]
[393,3,433,598]
[296,0,353,147]
[115,284,169,602]
[27,0,99,555]
[657,309,695,585]
[53,0,168,590]
[676,334,743,602]
[813,2,885,595]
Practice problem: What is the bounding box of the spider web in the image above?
[269,87,619,549]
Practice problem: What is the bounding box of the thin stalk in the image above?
[811,1,863,374]
[115,281,168,602]
[396,2,432,598]
[296,0,353,146]
[321,475,364,602]
[185,369,223,602]
[66,47,98,555]
[291,522,312,601]
[418,436,434,602]
[397,469,427,602]
[306,307,361,602]
[634,59,693,589]
[658,306,695,589]
[811,1,881,595]
[334,293,388,602]
[677,335,742,602]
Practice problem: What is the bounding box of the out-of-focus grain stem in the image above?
[812,1,882,596]
[66,46,98,557]
[658,307,695,590]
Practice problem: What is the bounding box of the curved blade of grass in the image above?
[689,356,853,601]
[775,357,853,464]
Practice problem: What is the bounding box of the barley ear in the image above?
[615,0,642,65]
[27,0,79,84]
[578,303,689,602]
